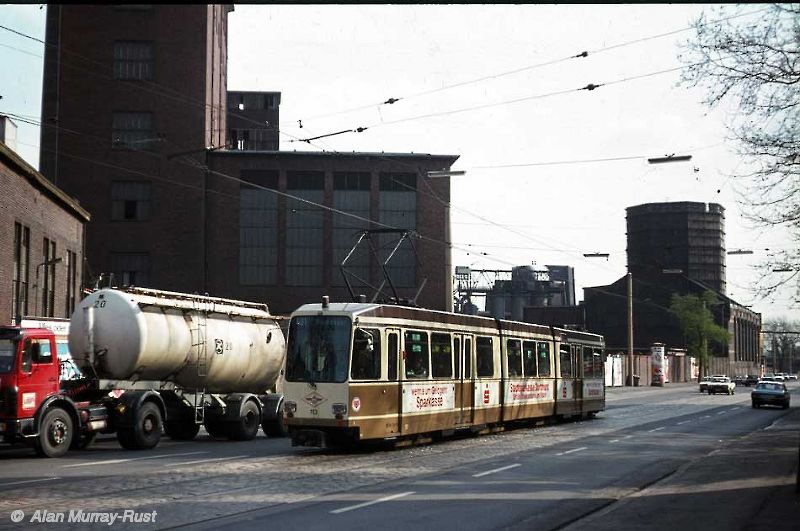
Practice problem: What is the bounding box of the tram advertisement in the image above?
[504,380,554,404]
[402,383,455,412]
[583,380,604,399]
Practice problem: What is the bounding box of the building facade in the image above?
[0,140,89,322]
[38,5,458,314]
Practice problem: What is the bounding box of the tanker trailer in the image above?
[66,287,287,451]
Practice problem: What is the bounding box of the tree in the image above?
[762,317,800,373]
[679,4,800,304]
[669,291,730,378]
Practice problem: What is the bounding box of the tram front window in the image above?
[286,316,351,383]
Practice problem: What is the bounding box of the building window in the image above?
[111,181,151,220]
[41,238,57,317]
[65,250,77,318]
[379,173,417,288]
[230,128,278,151]
[333,172,371,287]
[112,112,154,150]
[111,253,150,287]
[11,222,30,320]
[286,171,324,286]
[113,41,154,80]
[239,170,278,285]
[236,93,279,111]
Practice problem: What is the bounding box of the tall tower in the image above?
[626,202,726,293]
[39,5,232,291]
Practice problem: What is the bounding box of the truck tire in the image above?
[117,402,162,450]
[204,420,227,439]
[226,400,260,441]
[165,419,200,441]
[261,406,288,438]
[34,407,73,458]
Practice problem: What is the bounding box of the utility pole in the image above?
[627,272,634,386]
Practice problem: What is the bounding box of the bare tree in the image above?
[679,4,800,304]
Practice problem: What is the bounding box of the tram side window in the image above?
[464,338,472,378]
[594,348,604,378]
[476,336,494,378]
[388,333,398,381]
[506,339,522,377]
[559,344,572,378]
[523,340,537,377]
[582,346,595,378]
[431,333,453,378]
[351,328,381,380]
[454,337,461,379]
[404,331,429,379]
[537,342,551,377]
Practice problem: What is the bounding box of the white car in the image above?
[707,376,736,395]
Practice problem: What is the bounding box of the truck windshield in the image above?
[0,339,16,373]
[286,315,351,383]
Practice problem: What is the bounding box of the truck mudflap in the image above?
[112,390,167,428]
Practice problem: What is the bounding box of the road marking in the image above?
[677,420,691,425]
[331,491,414,514]
[702,415,711,419]
[0,477,59,488]
[166,455,247,468]
[623,435,633,439]
[556,447,587,456]
[472,463,521,478]
[717,411,727,415]
[62,451,208,468]
[729,407,740,411]
[609,439,620,443]
[647,427,665,433]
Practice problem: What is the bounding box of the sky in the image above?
[0,4,796,322]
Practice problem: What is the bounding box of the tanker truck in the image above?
[0,287,286,457]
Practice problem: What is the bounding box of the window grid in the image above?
[113,41,153,80]
[112,112,154,150]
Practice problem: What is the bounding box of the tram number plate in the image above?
[309,408,318,416]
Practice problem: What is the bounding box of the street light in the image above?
[34,257,63,316]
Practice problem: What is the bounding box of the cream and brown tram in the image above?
[282,300,605,447]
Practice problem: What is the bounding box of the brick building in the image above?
[0,135,90,322]
[38,5,458,314]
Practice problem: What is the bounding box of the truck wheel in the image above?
[118,402,162,450]
[203,420,227,439]
[35,407,73,458]
[261,405,288,438]
[71,431,98,450]
[165,419,200,441]
[227,400,260,441]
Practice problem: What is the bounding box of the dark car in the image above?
[751,382,790,409]
[744,374,759,386]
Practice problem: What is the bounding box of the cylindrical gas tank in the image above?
[68,288,285,393]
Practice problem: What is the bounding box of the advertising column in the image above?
[651,343,665,386]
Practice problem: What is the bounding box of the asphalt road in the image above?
[1,382,797,530]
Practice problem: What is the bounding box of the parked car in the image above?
[751,381,790,409]
[789,374,799,381]
[707,376,736,395]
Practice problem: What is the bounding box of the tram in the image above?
[282,298,605,447]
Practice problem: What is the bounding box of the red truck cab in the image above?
[0,326,73,456]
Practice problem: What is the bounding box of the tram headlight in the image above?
[283,400,297,417]
[332,403,347,419]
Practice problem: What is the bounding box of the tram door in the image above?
[387,329,402,434]
[572,345,583,412]
[454,335,474,425]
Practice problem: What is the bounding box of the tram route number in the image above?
[483,389,490,404]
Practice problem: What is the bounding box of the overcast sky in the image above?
[0,4,796,321]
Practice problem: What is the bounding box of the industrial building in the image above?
[38,5,458,314]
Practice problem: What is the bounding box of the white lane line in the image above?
[623,435,634,439]
[717,411,727,415]
[556,447,588,456]
[165,455,247,468]
[677,420,692,425]
[702,415,711,419]
[62,451,208,468]
[729,407,740,411]
[331,491,414,514]
[647,427,665,433]
[609,439,620,443]
[472,463,521,478]
[0,477,59,488]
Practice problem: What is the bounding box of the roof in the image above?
[0,141,91,222]
[210,149,460,164]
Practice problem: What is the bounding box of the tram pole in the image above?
[627,272,634,386]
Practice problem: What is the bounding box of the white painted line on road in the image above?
[556,447,588,456]
[677,420,692,425]
[331,491,414,514]
[717,411,727,415]
[62,451,208,468]
[647,427,665,433]
[729,407,740,411]
[472,463,521,478]
[702,415,711,419]
[0,477,59,488]
[166,455,247,468]
[609,439,620,443]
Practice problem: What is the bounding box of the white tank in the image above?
[68,288,285,394]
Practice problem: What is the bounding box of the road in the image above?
[0,382,797,530]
